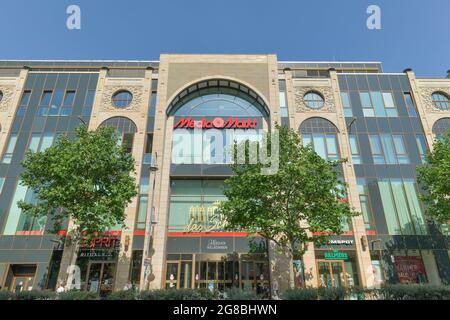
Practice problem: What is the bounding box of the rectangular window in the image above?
[3,181,28,235]
[360,92,374,117]
[61,90,75,116]
[378,179,427,235]
[369,135,384,164]
[17,90,31,116]
[28,134,41,152]
[340,92,353,117]
[370,91,387,117]
[279,80,289,118]
[349,135,361,164]
[369,134,410,164]
[39,133,55,151]
[48,90,63,116]
[143,133,153,164]
[82,90,95,117]
[136,195,148,230]
[392,135,409,164]
[325,134,338,160]
[2,134,18,163]
[357,178,375,230]
[38,90,53,116]
[382,92,398,117]
[404,93,417,117]
[415,134,427,163]
[122,133,134,154]
[0,177,5,195]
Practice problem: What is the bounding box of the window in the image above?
[48,90,63,116]
[17,90,31,116]
[357,178,375,231]
[360,92,374,117]
[2,134,18,163]
[404,93,417,117]
[304,92,324,109]
[279,80,289,118]
[61,90,75,116]
[143,133,153,164]
[348,135,361,164]
[82,90,95,116]
[431,92,450,110]
[415,134,427,164]
[382,92,398,117]
[136,175,150,230]
[340,92,353,117]
[368,134,409,164]
[99,117,138,154]
[302,134,339,161]
[359,91,398,117]
[432,118,450,139]
[378,179,427,235]
[38,90,53,116]
[112,90,133,108]
[0,177,5,195]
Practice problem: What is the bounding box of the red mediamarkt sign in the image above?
[174,117,257,129]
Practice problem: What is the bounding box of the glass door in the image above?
[317,260,347,288]
[86,262,116,294]
[165,262,179,289]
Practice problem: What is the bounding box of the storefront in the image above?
[75,235,121,295]
[315,238,360,288]
[165,179,270,293]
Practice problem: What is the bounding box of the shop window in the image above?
[130,250,143,287]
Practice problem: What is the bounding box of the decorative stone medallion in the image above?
[101,85,144,112]
[294,86,335,113]
[418,87,450,113]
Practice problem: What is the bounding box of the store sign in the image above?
[174,117,257,130]
[328,239,354,245]
[80,237,121,250]
[184,201,227,233]
[324,250,349,260]
[206,239,229,250]
[394,256,427,284]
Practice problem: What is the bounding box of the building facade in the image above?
[0,55,449,294]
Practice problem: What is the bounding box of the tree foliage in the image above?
[18,125,138,240]
[219,125,358,260]
[417,131,450,225]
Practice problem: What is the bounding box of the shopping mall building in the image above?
[0,55,449,294]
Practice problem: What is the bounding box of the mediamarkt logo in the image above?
[174,117,257,129]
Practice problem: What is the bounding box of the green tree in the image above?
[417,131,450,226]
[18,125,138,241]
[219,125,358,288]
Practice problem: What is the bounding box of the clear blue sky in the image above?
[0,0,449,76]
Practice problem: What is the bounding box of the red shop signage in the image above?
[394,256,427,284]
[174,117,257,130]
[80,237,121,250]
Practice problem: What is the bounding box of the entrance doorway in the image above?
[5,265,37,292]
[86,262,116,295]
[317,260,348,288]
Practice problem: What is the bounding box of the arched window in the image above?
[300,117,340,160]
[169,79,269,165]
[432,118,450,138]
[167,79,269,117]
[99,117,137,153]
[431,92,450,110]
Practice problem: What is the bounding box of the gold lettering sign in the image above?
[184,201,227,232]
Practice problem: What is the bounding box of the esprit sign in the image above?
[174,117,257,130]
